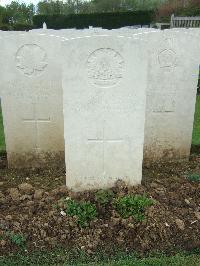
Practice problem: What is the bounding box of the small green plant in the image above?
[63,199,97,227]
[114,194,154,222]
[187,174,200,183]
[6,232,26,248]
[0,234,5,241]
[95,189,114,206]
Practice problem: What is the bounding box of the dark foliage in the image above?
[33,11,154,29]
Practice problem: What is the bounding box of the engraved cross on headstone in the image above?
[88,122,123,177]
[23,103,51,151]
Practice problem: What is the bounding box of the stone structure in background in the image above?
[62,35,148,191]
[144,30,200,163]
[0,32,65,168]
[0,28,199,176]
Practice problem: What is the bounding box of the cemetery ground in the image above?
[0,97,199,265]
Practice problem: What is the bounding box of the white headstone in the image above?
[62,35,148,191]
[144,30,200,163]
[43,22,47,30]
[0,32,65,168]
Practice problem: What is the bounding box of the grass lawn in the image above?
[192,95,200,145]
[0,104,5,151]
[0,250,200,266]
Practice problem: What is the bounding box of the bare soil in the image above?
[0,154,200,255]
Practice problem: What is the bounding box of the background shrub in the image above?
[12,23,34,31]
[0,24,10,30]
[157,0,200,22]
[33,11,154,29]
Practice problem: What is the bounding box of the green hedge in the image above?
[0,23,34,31]
[0,24,10,31]
[33,11,154,29]
[12,23,34,31]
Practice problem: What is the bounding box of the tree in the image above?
[5,1,35,24]
[37,0,90,15]
[157,0,200,21]
[36,0,164,15]
[0,0,167,29]
[0,5,6,24]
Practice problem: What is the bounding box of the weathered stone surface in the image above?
[34,189,44,200]
[62,35,148,191]
[45,28,200,166]
[8,188,21,202]
[194,212,200,220]
[0,28,200,173]
[144,30,200,163]
[175,218,185,230]
[0,32,65,168]
[18,183,34,194]
[0,192,6,204]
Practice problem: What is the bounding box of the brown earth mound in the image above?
[0,155,200,255]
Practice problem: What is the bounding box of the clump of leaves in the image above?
[63,199,97,227]
[114,194,154,222]
[95,189,114,206]
[187,174,200,183]
[6,232,26,248]
[0,235,5,241]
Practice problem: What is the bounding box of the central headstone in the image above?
[62,35,148,191]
